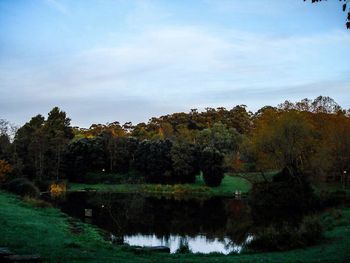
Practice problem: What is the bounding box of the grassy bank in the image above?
[1,191,350,262]
[69,174,252,197]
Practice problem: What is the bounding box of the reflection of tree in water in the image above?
[176,236,191,254]
[226,200,253,244]
[79,192,254,250]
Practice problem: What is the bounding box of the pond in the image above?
[50,192,254,254]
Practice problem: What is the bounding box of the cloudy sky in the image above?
[1,0,349,127]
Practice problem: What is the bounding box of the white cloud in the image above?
[1,25,349,126]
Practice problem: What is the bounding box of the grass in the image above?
[1,190,350,262]
[69,174,252,197]
[69,171,350,198]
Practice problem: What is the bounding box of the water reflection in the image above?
[124,234,253,254]
[53,192,253,254]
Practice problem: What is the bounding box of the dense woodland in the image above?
[0,96,349,188]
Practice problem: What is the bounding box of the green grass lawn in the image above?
[1,191,350,262]
[69,174,252,197]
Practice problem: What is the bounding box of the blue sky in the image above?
[0,0,349,127]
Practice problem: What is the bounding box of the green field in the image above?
[69,174,252,197]
[1,191,350,262]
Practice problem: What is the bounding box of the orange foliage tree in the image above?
[0,159,12,183]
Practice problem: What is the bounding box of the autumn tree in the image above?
[0,159,12,183]
[251,110,315,174]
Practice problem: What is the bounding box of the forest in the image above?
[0,95,349,189]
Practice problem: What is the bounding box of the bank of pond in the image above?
[1,183,350,262]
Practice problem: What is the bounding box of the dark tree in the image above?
[133,140,173,183]
[171,141,200,183]
[64,137,106,182]
[200,147,224,187]
[44,107,74,180]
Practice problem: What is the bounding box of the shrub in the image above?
[49,182,67,199]
[6,178,40,198]
[23,196,52,208]
[298,216,323,245]
[249,168,318,224]
[249,216,323,251]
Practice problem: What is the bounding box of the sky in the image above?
[0,0,349,128]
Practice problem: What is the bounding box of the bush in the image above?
[249,216,323,251]
[249,168,318,224]
[298,216,323,245]
[6,178,40,198]
[23,196,52,208]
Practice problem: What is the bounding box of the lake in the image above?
[51,192,253,254]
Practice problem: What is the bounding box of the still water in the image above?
[53,192,253,254]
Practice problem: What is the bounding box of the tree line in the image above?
[0,96,349,187]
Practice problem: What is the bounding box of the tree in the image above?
[133,140,173,183]
[251,110,315,173]
[64,137,106,182]
[114,137,139,173]
[14,114,46,180]
[197,122,241,154]
[15,108,73,181]
[200,147,224,187]
[171,141,199,183]
[304,0,350,29]
[44,107,74,180]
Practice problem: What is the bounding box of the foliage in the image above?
[14,107,73,181]
[249,215,323,251]
[251,110,315,172]
[6,178,39,198]
[171,141,199,183]
[0,159,12,183]
[4,96,350,187]
[200,147,225,187]
[133,139,173,183]
[49,182,67,199]
[250,168,318,224]
[64,137,106,182]
[197,122,241,154]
